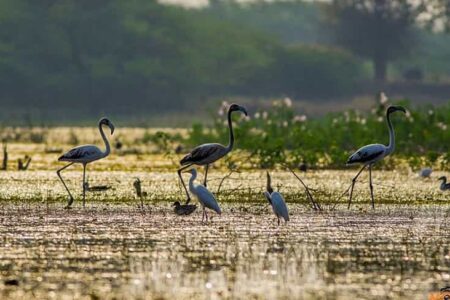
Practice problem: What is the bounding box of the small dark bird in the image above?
[173,201,197,215]
[115,140,123,150]
[4,279,19,286]
[84,182,111,192]
[298,163,307,172]
[133,178,142,197]
[438,176,450,191]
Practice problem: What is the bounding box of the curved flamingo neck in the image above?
[385,111,395,155]
[226,108,235,152]
[99,122,111,157]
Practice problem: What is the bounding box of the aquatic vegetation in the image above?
[186,99,450,169]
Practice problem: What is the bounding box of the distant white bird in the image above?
[186,168,221,222]
[263,172,289,225]
[346,105,406,209]
[57,117,114,208]
[418,167,432,178]
[438,176,450,191]
[178,103,247,203]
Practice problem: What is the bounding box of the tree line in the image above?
[0,0,448,122]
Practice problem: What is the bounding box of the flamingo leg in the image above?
[82,163,87,208]
[369,164,375,210]
[348,165,367,209]
[203,164,209,187]
[277,217,280,226]
[177,164,193,204]
[205,210,209,223]
[57,162,75,208]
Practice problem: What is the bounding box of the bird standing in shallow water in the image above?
[178,103,247,203]
[57,117,114,208]
[173,201,197,215]
[418,167,432,178]
[346,105,406,209]
[186,168,221,222]
[263,172,289,225]
[438,176,450,191]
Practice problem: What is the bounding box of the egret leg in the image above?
[57,162,75,208]
[348,165,367,209]
[202,207,206,223]
[177,164,193,204]
[369,164,375,210]
[82,163,87,208]
[203,164,209,187]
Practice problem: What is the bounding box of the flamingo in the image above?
[438,176,450,191]
[346,105,406,209]
[263,172,289,225]
[57,117,114,208]
[178,103,247,203]
[186,168,221,222]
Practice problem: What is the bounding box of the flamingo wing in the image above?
[347,144,386,165]
[270,192,289,222]
[194,185,221,214]
[180,143,225,165]
[59,145,103,162]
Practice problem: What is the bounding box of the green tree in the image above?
[327,0,423,83]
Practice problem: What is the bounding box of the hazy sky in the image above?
[159,0,209,8]
[159,0,323,8]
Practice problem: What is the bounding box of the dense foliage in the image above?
[0,0,368,123]
[186,99,450,169]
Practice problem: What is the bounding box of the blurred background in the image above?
[0,0,449,126]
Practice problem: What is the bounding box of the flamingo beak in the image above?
[239,106,248,116]
[397,106,406,114]
[109,123,115,135]
[393,106,406,114]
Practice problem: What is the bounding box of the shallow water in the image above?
[0,147,449,299]
[0,203,448,299]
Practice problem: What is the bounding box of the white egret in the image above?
[57,117,114,208]
[263,172,289,225]
[346,105,406,209]
[186,168,221,222]
[178,103,248,203]
[438,176,450,191]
